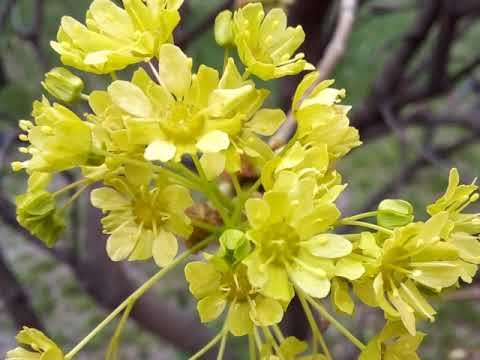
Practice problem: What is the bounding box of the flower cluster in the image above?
[8,1,480,359]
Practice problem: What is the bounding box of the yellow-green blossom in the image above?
[222,3,313,80]
[244,171,352,302]
[6,327,64,360]
[42,67,84,103]
[16,190,65,247]
[261,335,327,360]
[427,168,480,267]
[51,0,183,74]
[352,213,469,335]
[359,322,424,360]
[89,50,284,175]
[91,177,193,267]
[377,199,415,229]
[293,72,361,161]
[12,97,93,174]
[185,230,286,336]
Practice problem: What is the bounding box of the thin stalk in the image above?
[191,154,231,225]
[65,235,215,359]
[249,333,257,360]
[191,219,223,233]
[306,295,365,351]
[216,331,228,360]
[341,211,378,222]
[230,172,242,196]
[272,324,285,343]
[297,289,332,360]
[80,93,90,101]
[60,184,90,213]
[53,178,89,197]
[110,72,117,81]
[339,220,393,235]
[262,327,283,359]
[105,300,135,359]
[188,330,224,360]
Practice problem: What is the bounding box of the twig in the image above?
[270,0,358,148]
[358,134,478,213]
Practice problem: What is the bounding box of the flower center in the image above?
[160,102,204,142]
[224,265,252,301]
[133,191,168,231]
[262,222,300,264]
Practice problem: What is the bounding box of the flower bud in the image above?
[377,199,414,229]
[42,67,84,103]
[214,10,234,47]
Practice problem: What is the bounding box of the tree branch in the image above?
[271,0,358,148]
[0,247,45,331]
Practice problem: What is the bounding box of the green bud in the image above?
[42,67,84,103]
[16,190,65,247]
[218,229,251,265]
[214,10,234,47]
[377,199,414,229]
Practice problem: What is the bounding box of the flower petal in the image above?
[196,130,230,154]
[152,230,178,267]
[158,44,192,99]
[108,80,152,117]
[144,140,176,162]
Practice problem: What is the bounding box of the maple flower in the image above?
[216,3,314,80]
[91,177,193,267]
[6,327,64,360]
[185,230,286,336]
[244,172,352,302]
[51,0,183,74]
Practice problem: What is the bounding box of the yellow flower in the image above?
[359,322,424,360]
[293,72,362,161]
[185,230,285,336]
[91,176,193,267]
[89,48,283,175]
[352,213,469,335]
[51,0,183,74]
[244,172,351,302]
[6,327,64,360]
[41,67,84,103]
[12,97,93,174]
[223,3,314,80]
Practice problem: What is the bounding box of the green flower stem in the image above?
[272,324,285,343]
[246,177,262,197]
[60,184,90,213]
[191,219,223,233]
[341,211,378,222]
[110,71,117,81]
[188,330,225,360]
[231,172,242,196]
[216,331,229,360]
[253,327,263,352]
[262,327,283,359]
[297,289,332,360]
[191,154,231,225]
[249,333,257,360]
[65,235,216,360]
[306,295,366,351]
[339,219,393,235]
[53,178,90,197]
[105,299,135,359]
[80,93,90,101]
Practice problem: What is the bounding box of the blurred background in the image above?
[1,0,480,359]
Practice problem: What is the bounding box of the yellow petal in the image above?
[196,130,230,153]
[152,230,178,267]
[108,80,152,117]
[158,44,192,99]
[144,140,176,162]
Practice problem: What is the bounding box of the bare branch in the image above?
[0,248,45,331]
[270,0,359,148]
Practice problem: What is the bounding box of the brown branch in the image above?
[358,134,478,213]
[0,248,44,331]
[0,189,220,358]
[270,0,358,148]
[0,0,15,32]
